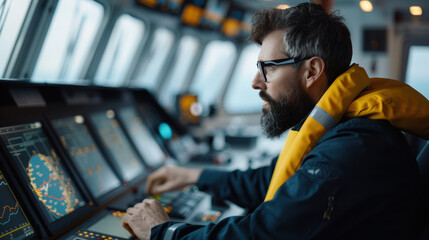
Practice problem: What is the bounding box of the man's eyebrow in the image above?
[257,55,271,62]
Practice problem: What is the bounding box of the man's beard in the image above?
[260,85,315,139]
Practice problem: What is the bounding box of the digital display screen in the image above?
[87,212,131,239]
[0,170,35,240]
[138,101,179,139]
[118,107,166,167]
[89,110,145,182]
[51,116,121,198]
[0,122,86,223]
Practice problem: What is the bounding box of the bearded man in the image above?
[122,3,429,239]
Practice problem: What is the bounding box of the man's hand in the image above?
[121,199,170,240]
[145,166,202,194]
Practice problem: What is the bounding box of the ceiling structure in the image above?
[230,0,429,12]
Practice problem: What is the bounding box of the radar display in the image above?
[51,116,121,198]
[89,110,145,182]
[0,171,35,240]
[0,122,85,223]
[118,107,166,167]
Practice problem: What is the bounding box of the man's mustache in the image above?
[259,91,274,104]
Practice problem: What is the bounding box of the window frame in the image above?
[401,41,429,101]
[8,0,110,81]
[186,37,239,115]
[128,24,179,91]
[93,12,148,86]
[157,34,202,110]
[2,0,39,78]
[222,43,264,115]
[77,0,111,81]
[400,37,429,84]
[31,0,109,83]
[84,7,151,84]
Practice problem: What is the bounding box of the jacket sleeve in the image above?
[195,156,277,210]
[150,157,344,240]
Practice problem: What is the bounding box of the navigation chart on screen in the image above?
[0,171,35,240]
[90,110,145,182]
[0,122,85,223]
[52,116,121,198]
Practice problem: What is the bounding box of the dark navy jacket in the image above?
[151,118,419,239]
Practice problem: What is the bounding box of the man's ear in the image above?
[304,57,325,88]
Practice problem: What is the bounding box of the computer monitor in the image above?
[89,110,146,182]
[85,211,131,239]
[50,115,121,199]
[0,122,86,224]
[132,89,186,138]
[0,170,36,240]
[135,95,206,163]
[117,106,167,168]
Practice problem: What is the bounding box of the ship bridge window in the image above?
[133,27,175,91]
[0,0,33,77]
[159,35,200,110]
[190,40,236,115]
[94,14,145,87]
[224,44,262,114]
[32,0,104,83]
[405,45,429,100]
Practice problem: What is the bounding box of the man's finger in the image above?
[134,202,145,209]
[121,215,132,233]
[126,207,137,215]
[147,167,167,182]
[121,214,137,236]
[146,174,166,194]
[123,223,136,237]
[151,181,176,194]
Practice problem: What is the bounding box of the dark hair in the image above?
[250,3,352,85]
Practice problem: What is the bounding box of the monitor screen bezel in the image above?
[0,152,42,239]
[0,116,95,236]
[131,89,192,162]
[84,106,149,186]
[131,89,187,136]
[116,104,168,170]
[45,110,127,205]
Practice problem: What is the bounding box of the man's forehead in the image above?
[257,30,288,60]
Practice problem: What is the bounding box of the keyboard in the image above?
[168,191,205,219]
[126,190,205,219]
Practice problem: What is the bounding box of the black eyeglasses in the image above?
[256,57,309,82]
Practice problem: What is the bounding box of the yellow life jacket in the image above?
[264,64,429,202]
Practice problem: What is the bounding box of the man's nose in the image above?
[252,72,266,90]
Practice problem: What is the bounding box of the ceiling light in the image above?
[276,4,290,10]
[410,6,422,16]
[360,0,373,12]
